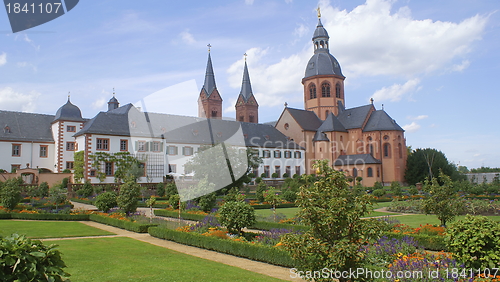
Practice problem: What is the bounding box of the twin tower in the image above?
[197,51,259,123]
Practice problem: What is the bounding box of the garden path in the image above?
[372,207,419,218]
[69,202,302,281]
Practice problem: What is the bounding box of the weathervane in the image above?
[207,43,211,52]
[244,52,247,61]
[317,7,321,18]
[113,87,116,96]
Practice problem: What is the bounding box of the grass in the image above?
[0,220,114,238]
[255,204,398,220]
[54,237,285,282]
[388,214,500,228]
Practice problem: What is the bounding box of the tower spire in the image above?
[239,60,253,102]
[198,46,222,119]
[203,49,217,97]
[235,56,258,123]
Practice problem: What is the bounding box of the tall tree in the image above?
[405,148,465,185]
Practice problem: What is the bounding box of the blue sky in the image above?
[0,0,498,169]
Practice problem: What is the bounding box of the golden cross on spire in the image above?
[113,87,115,96]
[67,91,70,100]
[317,7,321,18]
[244,53,247,61]
[207,43,212,52]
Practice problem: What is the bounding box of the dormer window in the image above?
[4,126,11,134]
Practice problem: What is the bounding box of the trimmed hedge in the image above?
[89,214,157,233]
[148,227,294,267]
[0,213,90,221]
[250,203,296,209]
[384,232,447,251]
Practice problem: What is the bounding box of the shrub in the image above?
[89,214,156,233]
[373,181,383,190]
[165,183,178,199]
[282,190,297,202]
[77,181,93,198]
[390,181,402,196]
[255,177,263,184]
[117,179,140,215]
[49,186,67,211]
[447,214,500,269]
[94,191,117,213]
[0,178,22,210]
[38,182,49,198]
[218,201,256,235]
[197,192,217,212]
[372,188,385,197]
[0,234,70,281]
[255,182,267,203]
[156,183,165,197]
[271,172,278,179]
[169,194,180,209]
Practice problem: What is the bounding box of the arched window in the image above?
[325,110,329,117]
[383,143,391,158]
[321,82,331,97]
[367,167,373,177]
[309,83,317,99]
[211,110,217,117]
[249,116,255,123]
[335,83,341,98]
[366,144,374,155]
[353,168,358,178]
[398,143,402,159]
[239,116,244,122]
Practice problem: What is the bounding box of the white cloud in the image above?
[371,78,421,102]
[293,23,308,38]
[91,97,107,110]
[451,60,470,72]
[285,0,292,3]
[0,87,40,112]
[245,0,254,5]
[318,0,488,77]
[0,52,6,66]
[403,121,421,133]
[180,29,196,45]
[407,115,428,120]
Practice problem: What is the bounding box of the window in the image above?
[294,151,302,159]
[90,170,96,176]
[11,164,20,172]
[274,150,281,158]
[120,140,128,151]
[398,143,403,159]
[67,125,76,132]
[309,83,317,99]
[39,145,48,158]
[335,83,341,98]
[96,138,109,151]
[367,167,373,177]
[263,150,271,158]
[295,166,301,176]
[183,147,193,156]
[367,144,374,155]
[275,166,281,177]
[168,164,177,173]
[353,168,358,178]
[284,151,292,158]
[383,143,391,158]
[136,141,146,152]
[211,110,217,117]
[152,142,161,152]
[66,142,75,151]
[264,166,270,178]
[252,168,258,177]
[285,166,291,177]
[239,116,244,122]
[168,146,178,155]
[104,162,113,176]
[66,161,74,170]
[383,135,389,141]
[321,82,331,97]
[377,168,380,177]
[249,116,255,123]
[12,144,21,156]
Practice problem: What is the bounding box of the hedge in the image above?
[250,203,296,209]
[154,209,206,221]
[88,214,157,233]
[0,213,90,221]
[70,198,94,205]
[384,232,447,251]
[148,226,295,267]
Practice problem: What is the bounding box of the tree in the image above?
[156,183,165,197]
[49,186,67,212]
[117,178,140,215]
[281,160,381,282]
[264,187,283,222]
[405,148,465,185]
[255,181,267,203]
[73,151,85,183]
[422,171,464,227]
[0,234,70,281]
[94,192,117,213]
[38,182,49,198]
[218,201,256,235]
[0,178,22,210]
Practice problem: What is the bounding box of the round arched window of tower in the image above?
[335,83,341,98]
[309,83,317,99]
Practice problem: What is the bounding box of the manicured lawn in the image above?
[255,205,397,219]
[392,214,500,228]
[55,237,285,282]
[0,220,114,238]
[372,201,393,209]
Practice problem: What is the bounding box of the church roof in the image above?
[312,130,329,141]
[333,154,381,166]
[238,61,254,102]
[76,104,303,149]
[286,107,323,131]
[313,18,329,40]
[363,110,404,132]
[304,52,344,79]
[202,53,217,97]
[54,98,84,122]
[318,112,347,133]
[337,104,373,130]
[0,110,55,142]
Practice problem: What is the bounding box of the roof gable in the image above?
[286,107,322,131]
[363,110,404,132]
[336,104,373,130]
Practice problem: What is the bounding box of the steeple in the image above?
[198,45,223,119]
[235,55,258,123]
[108,88,119,111]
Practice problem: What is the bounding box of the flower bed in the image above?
[88,214,157,233]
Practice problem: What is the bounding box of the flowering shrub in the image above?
[414,224,445,236]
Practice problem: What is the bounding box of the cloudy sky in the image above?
[0,0,498,169]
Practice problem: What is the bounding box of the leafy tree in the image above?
[0,234,70,281]
[390,181,402,196]
[156,183,165,197]
[218,201,255,235]
[0,178,22,210]
[197,192,217,212]
[447,215,500,269]
[373,181,383,190]
[73,150,85,183]
[94,192,117,213]
[281,160,381,282]
[470,166,500,173]
[422,171,464,227]
[38,182,49,198]
[164,183,178,199]
[49,186,67,212]
[255,181,267,203]
[117,178,140,215]
[76,180,93,198]
[223,187,244,203]
[264,187,283,222]
[282,190,297,202]
[405,148,465,185]
[169,194,180,209]
[372,189,385,197]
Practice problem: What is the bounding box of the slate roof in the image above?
[333,154,382,166]
[54,99,84,122]
[0,110,55,142]
[239,61,254,102]
[202,53,217,97]
[318,112,347,133]
[286,108,322,131]
[304,51,344,79]
[363,110,404,132]
[336,104,373,130]
[313,18,329,40]
[312,130,329,141]
[76,104,303,149]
